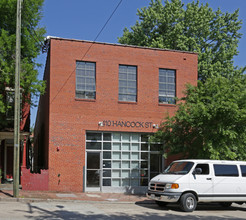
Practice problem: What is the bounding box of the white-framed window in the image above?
[159,69,176,104]
[119,65,137,102]
[76,61,96,99]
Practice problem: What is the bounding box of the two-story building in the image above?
[32,37,197,193]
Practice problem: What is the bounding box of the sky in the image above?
[31,0,246,127]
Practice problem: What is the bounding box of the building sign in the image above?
[102,120,153,128]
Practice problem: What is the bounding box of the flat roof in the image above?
[45,36,198,55]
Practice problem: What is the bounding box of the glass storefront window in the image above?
[86,132,163,189]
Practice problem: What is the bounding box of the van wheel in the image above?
[220,202,232,208]
[155,201,168,207]
[180,193,197,212]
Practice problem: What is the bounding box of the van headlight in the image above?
[165,183,179,189]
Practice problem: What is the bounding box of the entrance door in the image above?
[86,152,101,191]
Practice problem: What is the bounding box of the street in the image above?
[0,201,246,219]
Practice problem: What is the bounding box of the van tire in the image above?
[155,201,168,207]
[220,202,232,208]
[180,193,197,212]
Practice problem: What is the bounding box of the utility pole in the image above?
[13,0,22,198]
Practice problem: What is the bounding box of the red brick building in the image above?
[0,92,30,185]
[33,37,197,193]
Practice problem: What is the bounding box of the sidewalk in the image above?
[0,188,153,204]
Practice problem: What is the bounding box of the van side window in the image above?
[240,165,246,177]
[214,164,239,177]
[195,164,209,174]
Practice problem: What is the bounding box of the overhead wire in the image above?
[50,0,123,104]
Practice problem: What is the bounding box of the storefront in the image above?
[85,132,163,193]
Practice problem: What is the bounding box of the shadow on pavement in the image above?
[136,201,246,213]
[17,202,246,220]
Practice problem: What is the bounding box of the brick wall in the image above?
[21,169,49,191]
[36,38,197,192]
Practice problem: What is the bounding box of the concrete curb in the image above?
[0,196,155,204]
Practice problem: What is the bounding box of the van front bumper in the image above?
[146,190,182,203]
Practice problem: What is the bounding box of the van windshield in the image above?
[163,161,194,175]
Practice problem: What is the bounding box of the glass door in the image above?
[86,151,101,191]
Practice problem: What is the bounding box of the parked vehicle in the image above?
[147,159,246,212]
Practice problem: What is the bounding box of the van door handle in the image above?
[206,178,212,180]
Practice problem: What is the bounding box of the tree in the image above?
[0,0,46,129]
[118,0,246,159]
[152,75,246,160]
[118,0,245,81]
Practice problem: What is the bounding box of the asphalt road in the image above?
[0,201,246,219]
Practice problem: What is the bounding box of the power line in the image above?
[50,0,123,104]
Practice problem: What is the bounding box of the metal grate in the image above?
[149,183,166,192]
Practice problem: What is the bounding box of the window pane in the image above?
[131,170,139,178]
[103,133,111,141]
[103,152,111,159]
[141,134,149,143]
[150,144,162,151]
[112,170,121,178]
[112,152,121,159]
[103,170,111,177]
[103,161,111,168]
[112,143,121,151]
[122,179,130,186]
[214,164,239,177]
[150,154,162,174]
[87,133,101,141]
[113,133,121,141]
[131,179,139,186]
[131,161,139,169]
[131,152,139,160]
[86,142,101,150]
[112,161,121,168]
[140,170,148,177]
[240,165,246,177]
[141,144,148,151]
[119,65,137,102]
[76,61,96,100]
[122,152,130,160]
[103,143,111,150]
[122,170,130,178]
[141,152,148,160]
[195,164,209,175]
[103,179,111,186]
[159,68,175,104]
[122,143,130,151]
[122,133,130,142]
[112,179,121,187]
[132,143,139,151]
[122,161,130,168]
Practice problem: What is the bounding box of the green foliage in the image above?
[118,0,245,81]
[0,0,46,129]
[151,75,246,160]
[119,0,246,159]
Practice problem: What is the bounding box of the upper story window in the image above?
[76,61,96,100]
[159,69,176,104]
[119,65,137,102]
[5,87,15,121]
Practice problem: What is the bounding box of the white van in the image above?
[147,159,246,212]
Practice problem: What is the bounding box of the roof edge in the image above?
[44,36,198,55]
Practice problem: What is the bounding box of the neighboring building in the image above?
[33,37,197,193]
[0,89,31,185]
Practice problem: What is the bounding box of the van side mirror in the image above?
[192,168,202,175]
